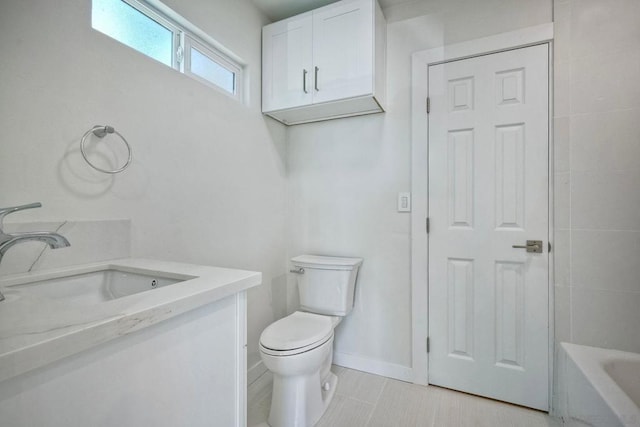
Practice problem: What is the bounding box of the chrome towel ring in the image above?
[80,125,132,174]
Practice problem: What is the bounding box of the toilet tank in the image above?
[291,255,363,316]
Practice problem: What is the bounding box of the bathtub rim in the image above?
[562,342,640,427]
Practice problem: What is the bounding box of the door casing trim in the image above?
[410,22,554,410]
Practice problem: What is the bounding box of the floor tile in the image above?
[433,387,499,427]
[367,379,440,427]
[434,387,559,427]
[248,390,271,427]
[333,365,388,404]
[247,366,563,427]
[316,394,374,427]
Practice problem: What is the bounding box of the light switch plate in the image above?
[398,192,411,212]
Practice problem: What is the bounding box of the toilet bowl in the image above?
[259,255,363,427]
[260,312,340,427]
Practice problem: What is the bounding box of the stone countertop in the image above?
[0,258,261,383]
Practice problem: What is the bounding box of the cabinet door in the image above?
[262,13,313,112]
[312,0,374,104]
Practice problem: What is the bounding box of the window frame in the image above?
[94,0,244,102]
[183,35,243,101]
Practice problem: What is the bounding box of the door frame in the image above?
[410,23,555,408]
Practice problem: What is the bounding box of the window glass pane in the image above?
[190,47,235,94]
[92,0,173,66]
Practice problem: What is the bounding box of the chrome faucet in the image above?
[0,203,70,301]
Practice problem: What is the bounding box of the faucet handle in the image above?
[0,202,42,230]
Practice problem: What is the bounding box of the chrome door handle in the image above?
[303,69,308,93]
[512,240,543,253]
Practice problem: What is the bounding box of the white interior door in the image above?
[427,44,549,410]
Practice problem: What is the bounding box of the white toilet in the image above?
[259,254,363,427]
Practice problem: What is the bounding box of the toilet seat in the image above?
[260,311,334,356]
[260,333,333,357]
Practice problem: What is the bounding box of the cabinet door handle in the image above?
[303,69,308,93]
[314,66,319,91]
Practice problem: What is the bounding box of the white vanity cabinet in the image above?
[0,259,261,427]
[262,0,386,125]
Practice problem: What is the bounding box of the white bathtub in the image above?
[559,343,640,427]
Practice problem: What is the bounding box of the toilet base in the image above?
[267,370,337,427]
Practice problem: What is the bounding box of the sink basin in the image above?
[8,268,195,304]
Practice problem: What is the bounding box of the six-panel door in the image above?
[427,44,550,410]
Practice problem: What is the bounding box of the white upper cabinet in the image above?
[262,0,386,125]
[262,13,313,112]
[311,1,374,104]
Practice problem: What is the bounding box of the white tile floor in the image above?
[248,366,563,427]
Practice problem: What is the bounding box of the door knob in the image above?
[512,240,543,253]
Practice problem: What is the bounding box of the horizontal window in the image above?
[92,0,243,101]
[185,37,238,95]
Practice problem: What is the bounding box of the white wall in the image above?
[287,0,552,378]
[0,0,287,373]
[553,0,640,355]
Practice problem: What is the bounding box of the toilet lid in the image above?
[260,311,333,351]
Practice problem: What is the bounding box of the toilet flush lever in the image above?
[289,267,305,274]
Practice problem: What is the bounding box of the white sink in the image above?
[0,258,262,384]
[8,268,194,304]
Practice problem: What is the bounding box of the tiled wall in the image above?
[553,0,640,354]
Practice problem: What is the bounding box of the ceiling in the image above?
[252,0,415,21]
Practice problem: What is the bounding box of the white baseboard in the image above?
[248,360,267,386]
[333,351,413,382]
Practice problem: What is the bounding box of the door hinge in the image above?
[548,242,552,252]
[426,97,431,114]
[426,337,430,353]
[426,217,430,234]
